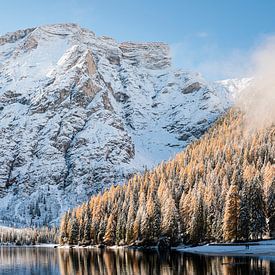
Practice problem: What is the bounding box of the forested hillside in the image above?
[59,110,275,246]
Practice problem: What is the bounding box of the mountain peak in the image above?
[0,23,93,47]
[0,27,35,45]
[35,23,91,36]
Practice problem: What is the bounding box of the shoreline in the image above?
[0,243,58,248]
[174,239,275,258]
[1,239,275,259]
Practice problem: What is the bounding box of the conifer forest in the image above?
[59,110,275,246]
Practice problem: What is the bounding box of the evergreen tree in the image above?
[263,164,275,236]
[59,211,70,245]
[126,196,136,244]
[146,191,161,242]
[249,174,266,240]
[238,187,250,241]
[160,190,180,242]
[78,204,86,243]
[189,195,205,243]
[104,214,116,245]
[68,211,79,245]
[223,184,240,242]
[83,210,91,244]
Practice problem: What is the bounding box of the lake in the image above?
[0,246,274,274]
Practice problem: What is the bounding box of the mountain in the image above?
[0,23,242,226]
[217,78,251,98]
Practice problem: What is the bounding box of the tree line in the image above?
[0,226,58,245]
[59,110,275,245]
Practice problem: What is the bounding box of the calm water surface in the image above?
[0,246,275,275]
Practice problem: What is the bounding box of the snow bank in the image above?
[175,240,275,256]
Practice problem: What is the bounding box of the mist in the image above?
[237,36,275,131]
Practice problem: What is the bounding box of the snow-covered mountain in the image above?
[217,78,252,99]
[0,24,244,226]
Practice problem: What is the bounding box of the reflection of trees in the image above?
[1,247,274,274]
[0,247,59,273]
[56,248,275,275]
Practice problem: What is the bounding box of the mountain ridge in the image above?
[0,23,246,226]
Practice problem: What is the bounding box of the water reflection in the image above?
[0,247,59,274]
[0,247,275,275]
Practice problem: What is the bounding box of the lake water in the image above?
[0,246,274,275]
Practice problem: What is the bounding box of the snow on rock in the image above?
[0,23,244,226]
[216,78,252,99]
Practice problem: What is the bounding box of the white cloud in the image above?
[196,32,209,38]
[238,35,275,130]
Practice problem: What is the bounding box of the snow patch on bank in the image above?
[175,240,275,258]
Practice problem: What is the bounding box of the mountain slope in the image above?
[60,110,275,246]
[0,24,238,226]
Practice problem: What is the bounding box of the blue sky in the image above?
[1,0,275,80]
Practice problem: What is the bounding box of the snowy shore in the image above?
[2,240,275,259]
[175,240,275,257]
[0,243,58,248]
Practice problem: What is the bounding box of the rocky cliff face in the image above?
[0,24,240,226]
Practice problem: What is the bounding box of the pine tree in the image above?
[160,190,180,242]
[83,209,91,244]
[133,192,146,242]
[263,164,275,236]
[59,211,70,245]
[189,195,205,243]
[140,208,150,242]
[78,204,86,244]
[146,191,161,242]
[179,191,192,241]
[239,185,250,241]
[249,174,266,240]
[133,216,140,242]
[68,211,79,245]
[104,213,116,245]
[223,184,240,242]
[126,196,136,244]
[115,199,127,245]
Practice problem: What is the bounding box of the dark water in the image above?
[0,247,275,275]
